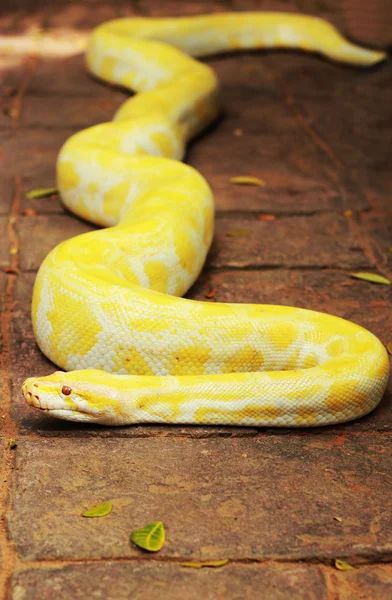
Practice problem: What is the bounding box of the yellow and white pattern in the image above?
[22,13,389,426]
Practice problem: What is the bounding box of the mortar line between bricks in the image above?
[203,265,372,273]
[13,428,392,441]
[0,175,22,599]
[129,0,151,16]
[0,33,40,595]
[13,208,371,219]
[276,78,345,173]
[8,553,392,571]
[325,173,388,280]
[18,206,372,224]
[346,213,392,280]
[10,55,38,128]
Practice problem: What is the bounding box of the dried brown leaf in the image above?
[204,288,217,299]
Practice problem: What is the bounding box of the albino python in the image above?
[22,13,389,426]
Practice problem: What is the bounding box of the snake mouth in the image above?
[22,378,43,408]
[22,377,73,412]
[23,389,82,419]
[28,404,97,422]
[22,376,106,421]
[23,387,99,423]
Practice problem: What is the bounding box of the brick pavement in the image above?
[0,1,391,598]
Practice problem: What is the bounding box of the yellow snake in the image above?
[22,13,389,426]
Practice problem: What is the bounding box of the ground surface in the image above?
[0,0,392,598]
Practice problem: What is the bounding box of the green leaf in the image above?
[229,176,265,186]
[8,438,17,449]
[130,521,165,552]
[82,501,112,518]
[180,559,228,568]
[335,559,355,571]
[26,187,58,199]
[350,272,391,285]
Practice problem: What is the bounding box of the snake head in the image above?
[22,370,123,424]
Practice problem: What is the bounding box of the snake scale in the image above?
[22,13,389,426]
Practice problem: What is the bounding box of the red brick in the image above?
[0,132,17,215]
[0,217,11,268]
[11,563,392,600]
[46,2,122,29]
[28,54,127,97]
[360,209,392,280]
[17,214,93,271]
[189,51,370,214]
[8,435,392,561]
[210,214,369,268]
[2,129,75,214]
[10,562,329,600]
[0,177,14,216]
[326,565,392,600]
[20,94,127,128]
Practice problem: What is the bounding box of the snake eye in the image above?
[62,385,72,395]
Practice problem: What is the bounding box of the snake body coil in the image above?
[22,13,389,426]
